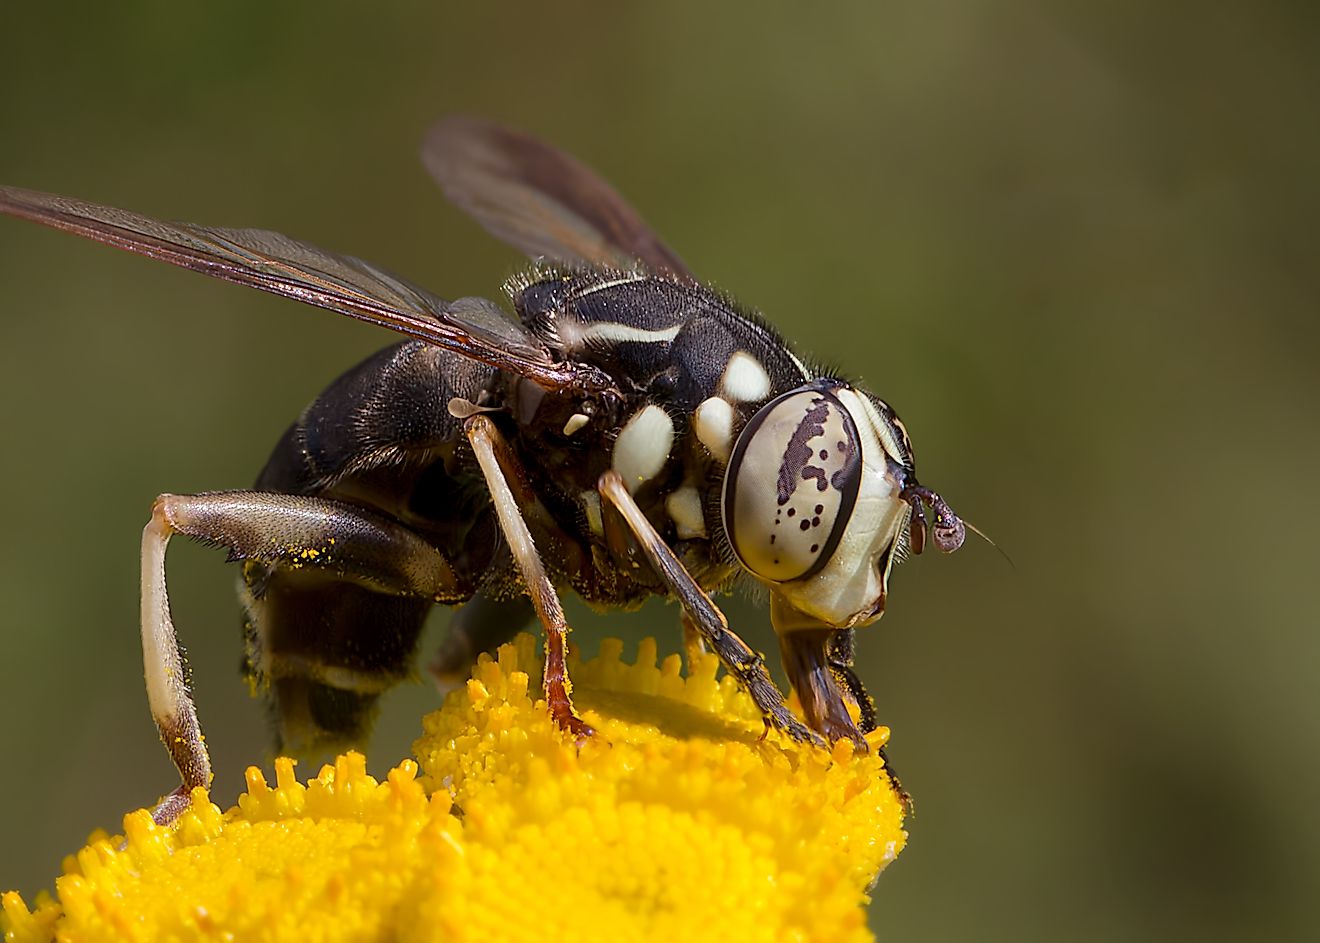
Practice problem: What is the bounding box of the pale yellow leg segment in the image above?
[141,495,213,825]
[465,416,593,740]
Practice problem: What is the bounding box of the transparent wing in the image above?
[0,185,601,391]
[422,116,696,282]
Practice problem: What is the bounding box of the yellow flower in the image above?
[2,635,905,942]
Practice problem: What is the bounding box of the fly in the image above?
[0,116,965,823]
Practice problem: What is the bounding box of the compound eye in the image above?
[721,385,862,582]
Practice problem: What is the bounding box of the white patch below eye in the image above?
[580,490,604,536]
[612,404,675,492]
[562,413,589,436]
[693,396,734,464]
[719,351,772,403]
[665,486,707,539]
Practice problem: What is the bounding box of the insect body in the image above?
[0,118,964,823]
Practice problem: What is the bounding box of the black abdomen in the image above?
[242,340,501,757]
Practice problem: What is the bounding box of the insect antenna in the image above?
[964,519,1015,570]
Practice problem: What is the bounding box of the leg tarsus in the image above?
[150,785,194,827]
[881,750,914,815]
[547,696,597,744]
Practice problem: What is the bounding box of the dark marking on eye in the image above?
[828,440,854,490]
[787,507,796,518]
[819,449,829,460]
[800,520,811,531]
[800,465,830,492]
[769,534,776,545]
[812,516,820,527]
[815,504,824,515]
[810,544,819,553]
[777,398,831,505]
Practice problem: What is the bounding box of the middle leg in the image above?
[464,415,593,740]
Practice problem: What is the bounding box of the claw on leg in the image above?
[150,785,194,827]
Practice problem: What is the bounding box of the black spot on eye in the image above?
[769,534,776,545]
[810,544,819,553]
[787,508,796,517]
[819,449,829,460]
[800,520,811,531]
[814,504,824,515]
[800,465,829,491]
[812,516,821,527]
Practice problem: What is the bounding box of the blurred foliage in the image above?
[0,2,1316,939]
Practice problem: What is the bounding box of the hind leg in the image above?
[428,592,535,687]
[142,490,469,824]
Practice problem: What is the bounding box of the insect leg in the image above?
[825,629,911,810]
[679,610,709,671]
[463,415,594,741]
[429,592,535,686]
[596,469,823,748]
[143,490,466,824]
[825,629,878,732]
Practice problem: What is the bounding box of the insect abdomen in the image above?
[240,564,433,755]
[241,340,499,757]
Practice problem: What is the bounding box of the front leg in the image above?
[824,627,910,810]
[142,491,467,824]
[825,628,878,733]
[464,415,593,741]
[596,469,823,748]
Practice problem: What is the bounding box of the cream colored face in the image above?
[721,382,913,630]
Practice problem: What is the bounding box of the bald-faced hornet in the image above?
[0,117,964,823]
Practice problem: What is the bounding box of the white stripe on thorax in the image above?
[558,319,684,350]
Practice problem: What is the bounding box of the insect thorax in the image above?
[503,269,816,601]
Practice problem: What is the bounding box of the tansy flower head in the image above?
[2,634,905,942]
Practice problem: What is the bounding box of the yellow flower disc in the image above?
[2,635,905,943]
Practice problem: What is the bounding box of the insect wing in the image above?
[0,184,590,391]
[422,116,695,282]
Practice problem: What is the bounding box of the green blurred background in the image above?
[1,3,1316,938]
